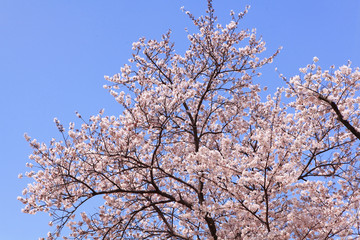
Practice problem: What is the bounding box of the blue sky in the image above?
[1,0,359,239]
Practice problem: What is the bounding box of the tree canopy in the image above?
[19,1,360,239]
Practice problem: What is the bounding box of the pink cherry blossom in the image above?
[19,1,360,239]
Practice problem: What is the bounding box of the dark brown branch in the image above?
[318,95,360,141]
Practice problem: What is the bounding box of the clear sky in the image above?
[1,0,359,239]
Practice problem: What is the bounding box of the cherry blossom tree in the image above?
[19,1,360,239]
